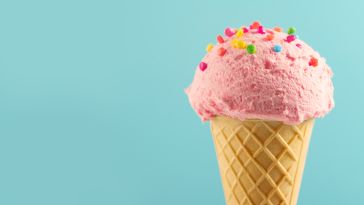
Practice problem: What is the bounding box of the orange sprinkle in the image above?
[217,47,226,56]
[309,57,318,67]
[273,27,282,32]
[250,21,261,29]
[265,34,274,41]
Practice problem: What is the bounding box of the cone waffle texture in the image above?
[211,116,314,205]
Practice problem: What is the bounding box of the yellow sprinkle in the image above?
[206,43,214,52]
[231,39,238,48]
[235,28,243,38]
[237,41,247,49]
[231,39,246,49]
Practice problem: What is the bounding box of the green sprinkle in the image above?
[246,44,256,54]
[287,27,296,35]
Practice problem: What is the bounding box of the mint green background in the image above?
[0,0,362,204]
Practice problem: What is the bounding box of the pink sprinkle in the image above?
[224,27,236,37]
[257,26,266,34]
[199,62,208,71]
[242,27,249,33]
[286,35,296,43]
[296,43,302,48]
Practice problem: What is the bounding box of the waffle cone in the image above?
[211,116,314,205]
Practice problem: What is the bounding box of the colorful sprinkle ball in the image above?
[199,62,208,71]
[273,45,282,52]
[224,27,236,37]
[296,43,302,48]
[217,47,226,56]
[287,27,296,35]
[217,35,225,44]
[247,44,256,54]
[286,35,296,43]
[206,43,214,52]
[309,57,318,67]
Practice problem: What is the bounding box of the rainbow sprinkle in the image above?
[217,35,224,44]
[217,47,226,56]
[286,35,296,43]
[247,44,256,54]
[257,26,266,34]
[197,21,322,73]
[273,45,282,52]
[250,21,261,29]
[309,57,318,67]
[199,62,208,71]
[206,44,214,52]
[224,27,236,37]
[287,27,296,35]
[265,34,274,41]
[235,28,244,37]
[231,39,247,49]
[273,27,282,32]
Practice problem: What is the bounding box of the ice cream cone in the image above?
[211,116,314,205]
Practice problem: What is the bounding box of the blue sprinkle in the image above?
[273,45,282,52]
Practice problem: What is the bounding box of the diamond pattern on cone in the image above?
[211,116,314,205]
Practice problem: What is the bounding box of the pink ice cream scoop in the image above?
[185,23,334,124]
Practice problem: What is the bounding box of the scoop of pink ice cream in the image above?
[185,24,334,124]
